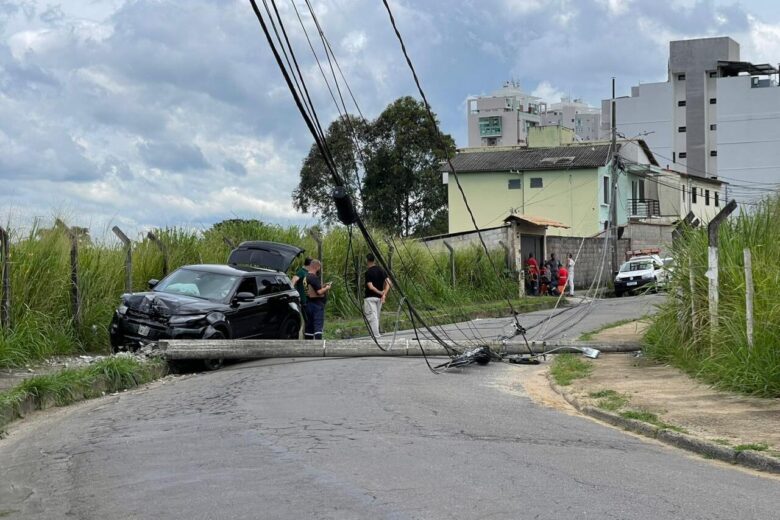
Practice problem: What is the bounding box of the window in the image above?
[236,277,258,297]
[678,126,686,133]
[692,187,697,203]
[709,98,717,104]
[679,152,687,159]
[715,192,720,207]
[478,116,502,137]
[705,189,710,206]
[678,74,686,81]
[709,71,718,78]
[710,124,717,131]
[508,179,522,190]
[530,177,543,188]
[258,275,286,295]
[710,150,717,157]
[603,176,610,204]
[678,100,686,107]
[682,185,686,202]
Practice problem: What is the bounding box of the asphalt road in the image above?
[391,293,666,342]
[2,294,779,519]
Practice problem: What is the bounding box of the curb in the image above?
[547,373,780,476]
[0,362,168,432]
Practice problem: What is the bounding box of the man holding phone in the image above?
[303,259,332,340]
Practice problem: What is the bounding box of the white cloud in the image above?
[745,15,780,64]
[531,81,566,105]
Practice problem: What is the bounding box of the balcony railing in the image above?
[628,198,660,218]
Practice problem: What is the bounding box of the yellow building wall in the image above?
[527,126,575,148]
[447,169,601,237]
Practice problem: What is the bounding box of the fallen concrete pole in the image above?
[158,338,640,360]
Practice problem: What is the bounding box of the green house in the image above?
[442,142,659,237]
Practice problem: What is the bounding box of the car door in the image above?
[227,276,265,338]
[255,274,297,337]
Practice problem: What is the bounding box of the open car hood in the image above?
[227,241,304,272]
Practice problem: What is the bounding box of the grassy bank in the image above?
[644,196,780,397]
[0,357,167,427]
[0,219,523,367]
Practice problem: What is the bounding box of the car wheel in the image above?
[202,330,226,371]
[279,316,300,340]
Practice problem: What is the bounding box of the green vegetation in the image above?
[549,354,593,386]
[589,389,629,411]
[619,409,687,433]
[0,219,526,367]
[294,97,454,236]
[578,317,648,341]
[0,357,165,413]
[733,443,769,452]
[644,196,780,397]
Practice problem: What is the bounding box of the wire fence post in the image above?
[112,226,133,293]
[443,240,455,288]
[384,238,394,272]
[0,225,10,329]
[744,248,754,349]
[56,220,81,328]
[689,256,696,340]
[706,200,737,351]
[309,227,323,279]
[147,231,169,277]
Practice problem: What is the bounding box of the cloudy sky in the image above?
[1,0,779,235]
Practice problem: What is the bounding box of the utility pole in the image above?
[610,77,619,276]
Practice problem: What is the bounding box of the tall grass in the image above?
[644,196,780,396]
[0,219,521,367]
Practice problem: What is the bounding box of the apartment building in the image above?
[602,37,780,193]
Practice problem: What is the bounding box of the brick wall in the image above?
[546,236,631,289]
[623,222,674,256]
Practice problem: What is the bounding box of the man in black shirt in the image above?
[303,259,332,340]
[363,253,391,337]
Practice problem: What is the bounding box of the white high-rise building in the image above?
[466,81,545,148]
[541,96,603,141]
[602,37,780,197]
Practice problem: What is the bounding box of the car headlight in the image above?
[168,314,208,326]
[117,304,128,316]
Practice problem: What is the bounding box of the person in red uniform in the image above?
[525,252,539,296]
[557,265,568,296]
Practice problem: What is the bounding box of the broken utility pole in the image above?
[610,77,619,276]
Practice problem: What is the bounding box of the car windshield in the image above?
[154,269,238,301]
[620,261,653,272]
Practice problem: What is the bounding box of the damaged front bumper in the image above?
[109,315,207,352]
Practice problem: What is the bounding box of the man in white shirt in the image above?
[566,253,575,296]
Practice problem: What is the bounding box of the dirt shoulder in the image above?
[563,353,780,454]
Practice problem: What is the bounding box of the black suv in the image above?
[109,241,303,359]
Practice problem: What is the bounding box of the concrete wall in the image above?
[546,236,631,289]
[527,125,575,147]
[717,75,780,193]
[622,222,674,255]
[604,82,674,168]
[669,37,739,178]
[422,226,509,253]
[423,227,631,289]
[447,168,601,237]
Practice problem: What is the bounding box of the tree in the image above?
[362,97,454,236]
[291,115,369,224]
